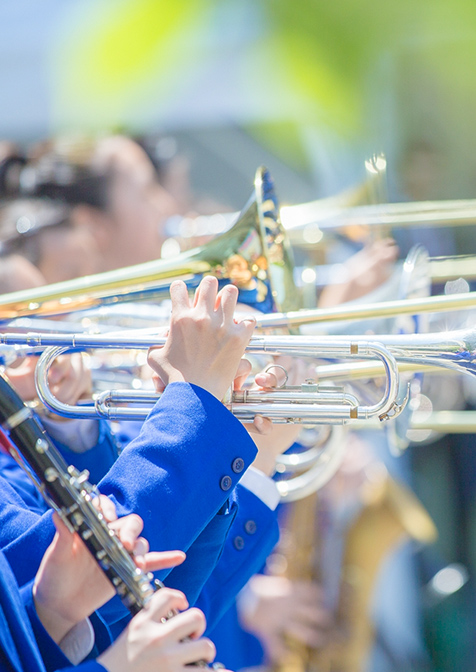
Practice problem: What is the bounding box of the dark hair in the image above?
[0,153,111,210]
[0,198,72,266]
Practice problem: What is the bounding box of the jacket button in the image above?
[244,520,257,535]
[220,475,232,491]
[233,536,245,550]
[231,457,245,474]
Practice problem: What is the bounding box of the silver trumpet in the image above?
[19,325,476,434]
[3,327,475,423]
[0,331,404,425]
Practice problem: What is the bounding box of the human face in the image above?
[104,145,178,270]
[37,225,101,283]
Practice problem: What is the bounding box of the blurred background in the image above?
[3,0,476,206]
[1,2,476,671]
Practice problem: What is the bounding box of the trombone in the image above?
[254,290,476,330]
[280,198,476,240]
[0,164,475,330]
[0,166,298,321]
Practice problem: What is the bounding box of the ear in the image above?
[70,204,114,252]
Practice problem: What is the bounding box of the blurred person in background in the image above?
[0,133,447,670]
[0,136,178,282]
[0,197,100,285]
[0,133,238,285]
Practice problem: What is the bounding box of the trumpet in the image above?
[13,325,474,428]
[8,332,401,425]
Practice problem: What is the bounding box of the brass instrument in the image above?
[2,324,474,500]
[255,291,476,330]
[0,166,475,332]
[0,166,298,321]
[0,331,401,425]
[273,426,349,502]
[280,198,476,245]
[311,469,437,672]
[2,164,475,501]
[272,465,437,672]
[3,326,469,422]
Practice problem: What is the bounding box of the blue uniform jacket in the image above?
[0,382,279,639]
[208,601,265,671]
[0,382,256,581]
[0,550,105,672]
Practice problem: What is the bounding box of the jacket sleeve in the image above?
[21,580,112,672]
[49,419,121,486]
[163,492,239,603]
[193,484,280,632]
[100,382,258,555]
[0,382,258,624]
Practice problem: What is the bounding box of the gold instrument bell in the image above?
[0,167,299,321]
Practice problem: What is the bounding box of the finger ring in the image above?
[264,364,288,389]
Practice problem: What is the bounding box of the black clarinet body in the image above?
[0,373,218,667]
[0,373,158,615]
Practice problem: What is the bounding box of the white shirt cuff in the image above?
[58,618,95,665]
[41,417,100,454]
[239,466,280,511]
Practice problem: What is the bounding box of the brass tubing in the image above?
[256,291,476,329]
[281,199,476,233]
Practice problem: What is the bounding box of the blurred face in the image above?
[100,140,178,270]
[37,225,101,284]
[0,254,45,293]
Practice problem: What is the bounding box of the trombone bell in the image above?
[0,167,298,321]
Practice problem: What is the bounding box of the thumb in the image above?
[49,512,75,561]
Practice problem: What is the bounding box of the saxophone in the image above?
[271,451,437,672]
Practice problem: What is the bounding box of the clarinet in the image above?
[0,374,219,667]
[0,372,160,614]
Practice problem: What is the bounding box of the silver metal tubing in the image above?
[13,332,402,425]
[95,387,360,422]
[410,410,476,433]
[276,425,349,501]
